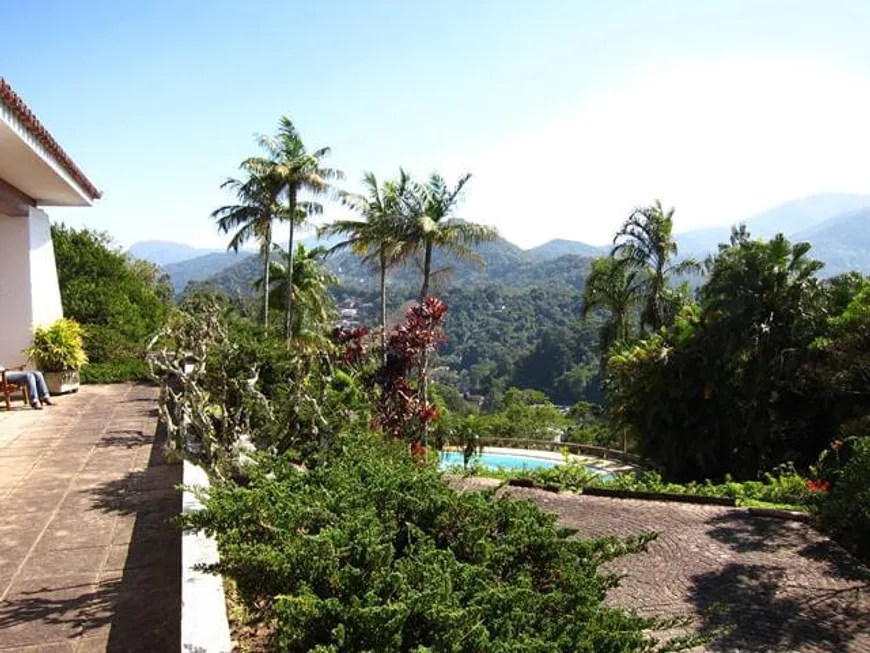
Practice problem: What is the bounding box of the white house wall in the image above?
[27,207,63,328]
[0,209,63,367]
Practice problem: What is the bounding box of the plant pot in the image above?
[44,370,80,395]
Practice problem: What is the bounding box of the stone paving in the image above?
[454,477,870,652]
[0,384,180,652]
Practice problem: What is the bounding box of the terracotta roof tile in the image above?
[0,78,102,200]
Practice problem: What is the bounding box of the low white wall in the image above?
[181,460,233,653]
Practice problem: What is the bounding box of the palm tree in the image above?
[582,256,643,352]
[211,160,285,328]
[401,172,498,439]
[403,172,498,300]
[255,243,338,340]
[247,116,343,340]
[319,170,412,356]
[611,200,699,331]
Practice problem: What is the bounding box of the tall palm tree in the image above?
[255,243,338,341]
[320,170,412,356]
[402,172,498,300]
[211,160,285,328]
[611,200,699,331]
[247,116,343,340]
[582,256,643,353]
[402,172,497,439]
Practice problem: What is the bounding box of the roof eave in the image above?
[0,78,102,203]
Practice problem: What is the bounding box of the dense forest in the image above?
[186,235,607,406]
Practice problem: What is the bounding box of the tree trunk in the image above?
[420,242,433,301]
[283,191,297,341]
[262,229,271,330]
[419,241,433,444]
[379,248,387,364]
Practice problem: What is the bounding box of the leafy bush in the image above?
[606,233,835,482]
[25,318,88,371]
[186,436,701,652]
[81,360,149,384]
[52,224,172,364]
[816,437,870,561]
[369,297,447,444]
[149,295,374,478]
[486,465,818,510]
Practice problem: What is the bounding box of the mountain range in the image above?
[129,192,870,294]
[673,193,870,257]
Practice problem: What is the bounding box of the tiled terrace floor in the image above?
[0,384,180,652]
[455,477,870,652]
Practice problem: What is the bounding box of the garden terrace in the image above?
[454,477,870,652]
[0,384,180,652]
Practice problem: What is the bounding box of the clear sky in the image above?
[4,0,870,250]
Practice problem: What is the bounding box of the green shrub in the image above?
[816,437,870,561]
[81,360,149,384]
[25,318,88,371]
[52,224,172,365]
[481,466,818,511]
[186,436,700,652]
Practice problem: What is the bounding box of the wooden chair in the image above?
[1,366,30,411]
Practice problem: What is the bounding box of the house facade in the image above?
[0,79,101,366]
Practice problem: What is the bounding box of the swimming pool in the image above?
[440,450,560,471]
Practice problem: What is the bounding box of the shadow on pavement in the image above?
[90,420,182,652]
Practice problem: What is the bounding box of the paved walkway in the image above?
[454,477,870,652]
[0,384,180,652]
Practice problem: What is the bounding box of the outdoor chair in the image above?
[1,365,30,411]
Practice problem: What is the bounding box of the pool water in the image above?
[440,450,559,471]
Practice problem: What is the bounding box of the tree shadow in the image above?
[95,429,154,450]
[797,539,870,583]
[0,577,120,637]
[690,562,869,651]
[703,511,809,553]
[693,511,870,650]
[89,420,182,651]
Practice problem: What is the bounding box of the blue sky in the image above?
[4,0,870,249]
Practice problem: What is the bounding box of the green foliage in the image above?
[186,435,699,652]
[80,360,149,384]
[247,115,343,339]
[149,293,372,478]
[607,230,837,481]
[212,156,288,328]
[610,200,699,332]
[815,437,870,561]
[438,284,604,405]
[256,244,339,340]
[582,256,643,351]
[25,318,87,371]
[501,465,818,511]
[474,388,568,441]
[52,224,172,364]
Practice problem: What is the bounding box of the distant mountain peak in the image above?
[525,239,605,261]
[127,240,226,267]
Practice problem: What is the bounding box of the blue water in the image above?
[440,450,559,471]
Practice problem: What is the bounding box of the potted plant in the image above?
[24,318,88,395]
